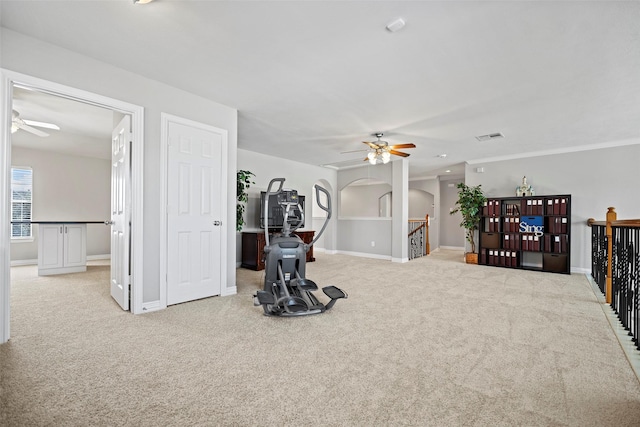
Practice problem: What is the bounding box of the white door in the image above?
[110,116,131,310]
[166,121,225,305]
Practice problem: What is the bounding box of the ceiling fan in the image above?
[361,133,416,164]
[11,109,60,137]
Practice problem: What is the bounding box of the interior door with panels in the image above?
[166,120,226,305]
[110,116,131,310]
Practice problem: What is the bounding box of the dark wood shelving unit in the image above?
[478,195,571,274]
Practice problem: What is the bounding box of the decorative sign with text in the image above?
[519,216,544,236]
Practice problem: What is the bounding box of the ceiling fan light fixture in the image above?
[381,151,391,163]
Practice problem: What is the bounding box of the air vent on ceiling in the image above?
[475,132,504,142]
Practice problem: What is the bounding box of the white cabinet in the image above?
[38,223,87,275]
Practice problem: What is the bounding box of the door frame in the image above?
[159,113,228,308]
[0,69,145,343]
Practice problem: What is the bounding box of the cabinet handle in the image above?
[60,226,63,233]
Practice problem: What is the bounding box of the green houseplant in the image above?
[236,170,255,232]
[450,182,486,263]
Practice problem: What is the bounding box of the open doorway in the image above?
[10,86,114,267]
[1,70,144,343]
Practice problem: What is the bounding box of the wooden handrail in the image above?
[611,219,640,227]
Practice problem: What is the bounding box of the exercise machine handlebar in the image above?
[264,178,285,247]
[308,184,331,248]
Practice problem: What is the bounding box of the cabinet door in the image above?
[38,224,64,270]
[64,224,87,267]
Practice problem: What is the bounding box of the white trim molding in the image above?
[0,69,145,343]
[159,113,231,311]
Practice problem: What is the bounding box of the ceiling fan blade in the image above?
[23,119,60,130]
[363,141,379,149]
[17,123,49,137]
[389,143,416,150]
[341,149,368,154]
[389,149,410,157]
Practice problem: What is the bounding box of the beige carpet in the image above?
[2,250,640,426]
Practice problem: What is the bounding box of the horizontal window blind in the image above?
[11,167,32,239]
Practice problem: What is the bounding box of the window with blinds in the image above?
[11,167,33,239]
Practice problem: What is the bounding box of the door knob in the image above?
[213,221,222,226]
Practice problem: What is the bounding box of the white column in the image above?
[392,158,409,263]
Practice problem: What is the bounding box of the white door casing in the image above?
[110,116,131,310]
[163,115,227,306]
[1,69,145,344]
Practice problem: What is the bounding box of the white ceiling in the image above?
[2,1,639,178]
[11,87,114,160]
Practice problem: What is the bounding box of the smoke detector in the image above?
[386,18,406,32]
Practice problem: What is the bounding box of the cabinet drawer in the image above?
[543,253,568,273]
[481,232,500,249]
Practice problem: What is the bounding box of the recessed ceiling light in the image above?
[437,154,447,158]
[445,170,451,173]
[133,0,154,4]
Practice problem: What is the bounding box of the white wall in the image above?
[337,164,393,257]
[2,29,238,303]
[340,181,391,217]
[440,178,466,248]
[10,147,110,261]
[464,143,640,272]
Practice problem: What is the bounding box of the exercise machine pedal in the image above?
[289,278,318,291]
[254,290,276,306]
[322,285,347,310]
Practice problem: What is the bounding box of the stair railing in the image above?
[408,215,430,260]
[588,208,640,349]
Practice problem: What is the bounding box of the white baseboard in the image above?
[141,301,163,313]
[335,250,391,261]
[221,286,237,296]
[571,267,591,274]
[11,254,111,267]
[10,259,37,266]
[392,257,409,263]
[439,246,465,251]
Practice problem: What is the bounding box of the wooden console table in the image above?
[241,230,315,271]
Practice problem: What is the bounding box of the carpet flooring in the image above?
[2,250,640,426]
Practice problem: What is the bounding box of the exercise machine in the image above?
[253,178,347,316]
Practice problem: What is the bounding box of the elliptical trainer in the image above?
[253,178,347,316]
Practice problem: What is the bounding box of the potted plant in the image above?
[450,182,486,264]
[236,170,255,232]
